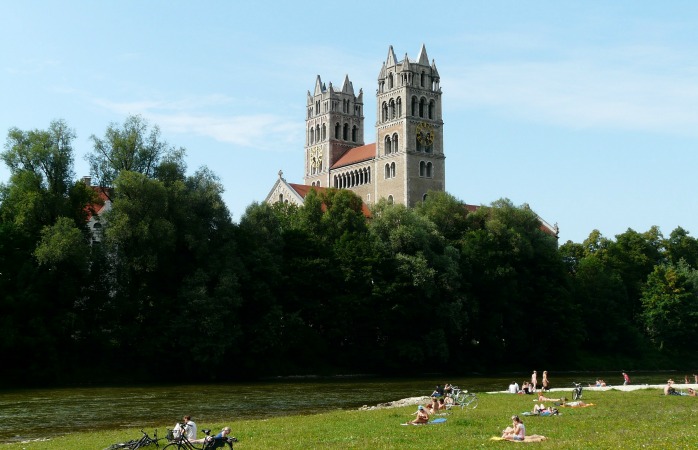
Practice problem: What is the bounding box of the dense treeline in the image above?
[1,116,697,386]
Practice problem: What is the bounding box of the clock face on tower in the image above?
[416,122,434,146]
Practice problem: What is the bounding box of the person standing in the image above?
[542,371,550,391]
[531,370,538,391]
[622,372,630,385]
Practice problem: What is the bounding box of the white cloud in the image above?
[92,96,300,151]
[444,44,698,136]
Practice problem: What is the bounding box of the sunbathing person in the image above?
[688,388,697,397]
[532,404,559,415]
[406,405,430,425]
[664,379,680,396]
[501,415,526,441]
[536,393,562,402]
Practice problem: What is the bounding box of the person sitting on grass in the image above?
[688,388,697,397]
[406,405,430,425]
[437,398,447,410]
[501,415,526,441]
[664,379,680,396]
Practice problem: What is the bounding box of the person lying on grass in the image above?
[536,393,565,402]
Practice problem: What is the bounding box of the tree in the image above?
[87,115,179,198]
[641,260,698,350]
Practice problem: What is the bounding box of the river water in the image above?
[0,371,687,443]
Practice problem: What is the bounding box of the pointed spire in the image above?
[402,53,410,71]
[386,45,397,67]
[314,75,324,96]
[417,43,430,66]
[307,90,313,105]
[357,88,363,103]
[378,61,386,80]
[341,74,354,95]
[328,81,334,93]
[431,59,440,78]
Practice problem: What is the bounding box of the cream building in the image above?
[267,44,445,208]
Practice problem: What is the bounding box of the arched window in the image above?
[382,102,388,122]
[309,127,314,144]
[428,100,435,119]
[315,125,320,142]
[279,193,284,202]
[426,162,433,178]
[322,124,326,141]
[315,100,320,114]
[419,98,426,117]
[366,167,371,183]
[384,135,391,155]
[396,97,402,117]
[389,99,395,119]
[384,163,391,179]
[390,162,396,178]
[423,193,428,202]
[352,126,357,142]
[388,73,394,89]
[420,161,426,177]
[420,72,425,87]
[92,222,103,242]
[343,123,348,140]
[335,123,340,139]
[392,133,399,153]
[411,97,418,116]
[388,195,394,204]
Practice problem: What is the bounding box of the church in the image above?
[266,44,445,208]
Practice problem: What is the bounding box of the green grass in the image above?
[8,388,698,449]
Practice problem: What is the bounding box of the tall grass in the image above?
[7,388,697,449]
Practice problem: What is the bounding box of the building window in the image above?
[388,195,394,204]
[385,163,391,179]
[343,123,348,140]
[388,72,394,89]
[420,161,426,177]
[385,135,391,155]
[429,100,435,119]
[411,97,417,116]
[382,102,388,122]
[279,193,284,202]
[322,124,326,140]
[335,123,340,139]
[352,125,357,142]
[392,133,399,153]
[427,162,433,178]
[396,97,402,117]
[390,162,396,178]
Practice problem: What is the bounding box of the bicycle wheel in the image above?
[465,395,478,409]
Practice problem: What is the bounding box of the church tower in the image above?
[304,75,364,187]
[374,44,445,206]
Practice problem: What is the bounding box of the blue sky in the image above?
[2,1,697,244]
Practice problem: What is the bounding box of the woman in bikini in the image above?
[502,415,526,441]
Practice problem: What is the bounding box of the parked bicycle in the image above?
[104,429,162,450]
[572,382,583,400]
[164,426,236,450]
[447,386,478,410]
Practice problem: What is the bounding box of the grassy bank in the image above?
[8,388,697,449]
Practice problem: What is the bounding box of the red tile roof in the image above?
[85,186,111,220]
[331,143,376,169]
[289,183,372,218]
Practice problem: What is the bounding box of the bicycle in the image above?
[447,386,478,410]
[105,429,162,450]
[572,382,583,400]
[163,426,237,450]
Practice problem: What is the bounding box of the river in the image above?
[0,371,687,443]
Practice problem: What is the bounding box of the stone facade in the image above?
[266,44,445,208]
